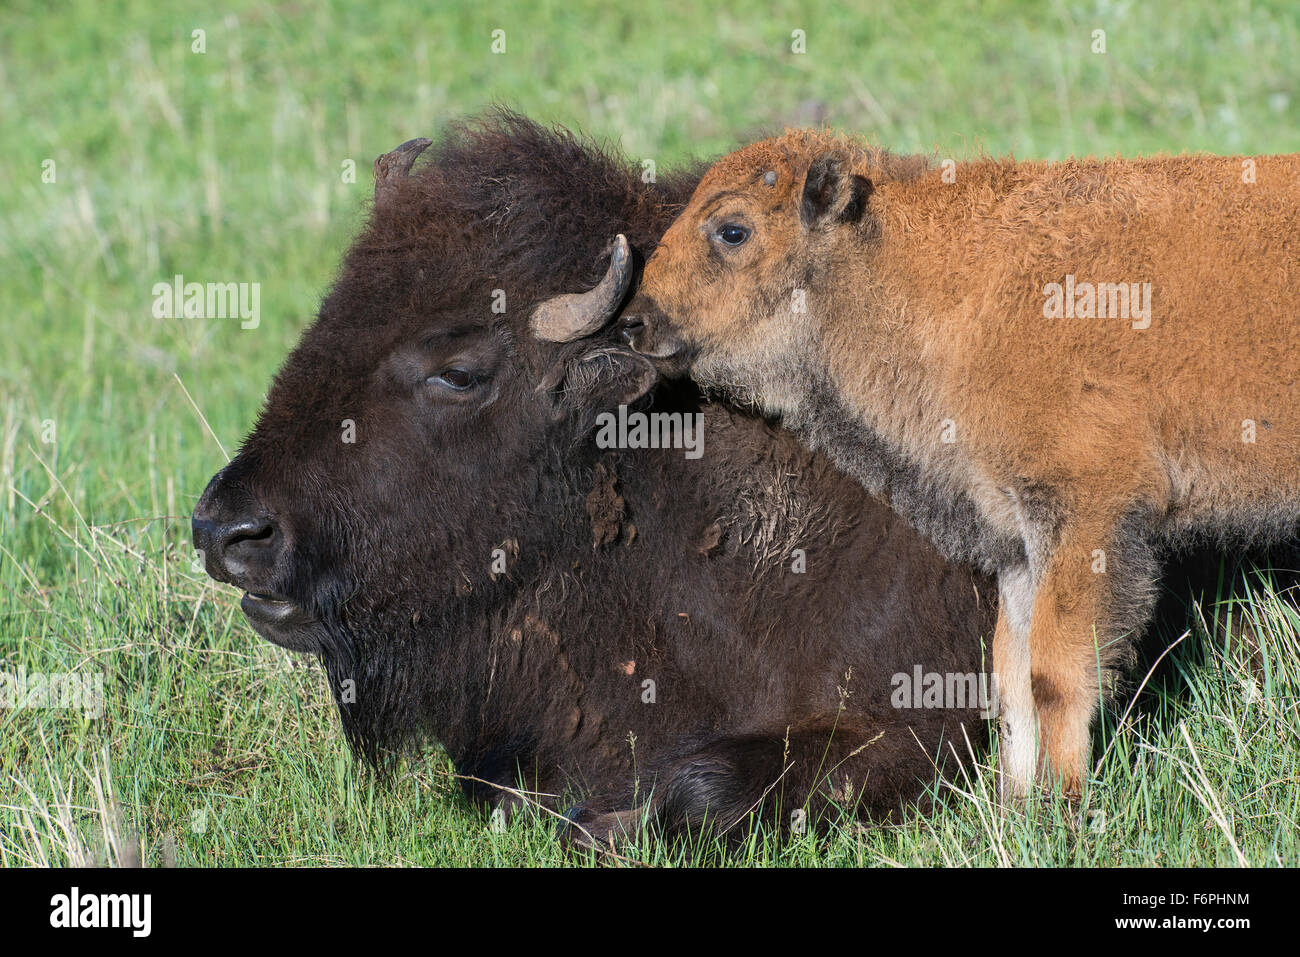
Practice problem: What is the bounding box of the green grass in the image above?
[2,0,1298,866]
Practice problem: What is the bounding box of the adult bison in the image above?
[192,113,997,844]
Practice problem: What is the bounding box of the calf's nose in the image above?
[618,314,646,345]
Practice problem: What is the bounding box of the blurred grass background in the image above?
[2,0,1298,866]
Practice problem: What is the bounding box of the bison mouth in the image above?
[240,591,319,651]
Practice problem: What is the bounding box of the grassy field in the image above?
[2,0,1299,867]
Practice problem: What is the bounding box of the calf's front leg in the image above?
[993,563,1037,803]
[1026,519,1158,798]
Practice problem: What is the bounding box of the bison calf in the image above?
[628,130,1300,799]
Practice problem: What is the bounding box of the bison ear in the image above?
[540,346,658,420]
[800,151,872,229]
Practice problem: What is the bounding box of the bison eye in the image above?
[715,223,750,247]
[429,368,477,391]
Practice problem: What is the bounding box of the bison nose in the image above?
[192,509,283,587]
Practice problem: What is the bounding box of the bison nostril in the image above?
[227,520,275,548]
[192,511,283,586]
[220,519,278,570]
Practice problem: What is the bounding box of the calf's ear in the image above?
[800,151,873,229]
[539,346,659,421]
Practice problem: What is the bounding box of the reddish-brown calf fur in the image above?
[632,130,1300,799]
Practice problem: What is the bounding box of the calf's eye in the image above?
[715,224,750,247]
[429,368,477,391]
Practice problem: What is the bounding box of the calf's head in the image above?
[627,131,922,412]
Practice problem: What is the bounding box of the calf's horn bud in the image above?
[373,137,433,203]
[531,235,632,343]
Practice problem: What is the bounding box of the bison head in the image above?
[191,114,696,761]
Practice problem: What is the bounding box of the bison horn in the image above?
[531,235,632,343]
[373,137,433,203]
